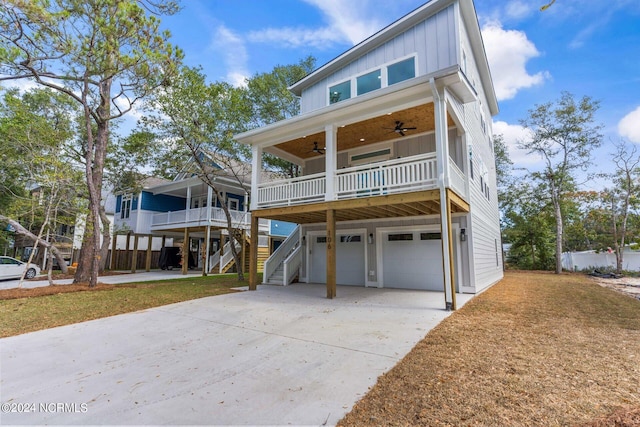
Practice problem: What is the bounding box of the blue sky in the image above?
[164,0,640,185]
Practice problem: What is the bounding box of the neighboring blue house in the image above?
[112,171,275,273]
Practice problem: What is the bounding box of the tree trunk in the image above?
[98,204,111,272]
[553,198,563,274]
[74,211,94,283]
[0,215,68,274]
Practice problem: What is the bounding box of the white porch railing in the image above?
[152,207,251,228]
[448,159,468,199]
[335,153,438,199]
[256,172,326,208]
[263,225,300,284]
[255,152,468,208]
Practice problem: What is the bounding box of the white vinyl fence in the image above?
[562,251,640,272]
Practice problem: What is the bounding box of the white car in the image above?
[0,256,40,280]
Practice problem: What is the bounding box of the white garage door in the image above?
[309,234,365,286]
[382,231,444,291]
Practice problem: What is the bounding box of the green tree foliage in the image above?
[143,66,252,279]
[0,0,183,286]
[244,56,316,177]
[0,87,83,273]
[518,92,603,273]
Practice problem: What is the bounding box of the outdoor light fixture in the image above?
[368,233,374,244]
[460,228,466,241]
[302,235,306,245]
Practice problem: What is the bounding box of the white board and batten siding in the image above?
[299,5,458,114]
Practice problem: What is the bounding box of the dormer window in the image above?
[329,80,351,104]
[357,69,381,96]
[388,57,415,86]
[327,55,417,105]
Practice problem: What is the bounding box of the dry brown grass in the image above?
[339,271,640,427]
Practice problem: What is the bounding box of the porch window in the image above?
[357,69,381,96]
[120,195,131,219]
[329,80,351,104]
[388,57,415,85]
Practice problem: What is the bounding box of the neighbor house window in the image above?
[120,195,131,219]
[329,80,351,104]
[357,69,381,95]
[388,57,415,85]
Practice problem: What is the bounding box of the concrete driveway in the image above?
[0,284,472,425]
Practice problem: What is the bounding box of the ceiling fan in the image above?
[386,120,417,137]
[309,141,325,155]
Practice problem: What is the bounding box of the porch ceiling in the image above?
[251,189,469,224]
[272,103,456,160]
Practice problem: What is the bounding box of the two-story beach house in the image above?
[112,169,272,274]
[240,0,502,309]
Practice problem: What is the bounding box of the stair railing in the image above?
[263,224,300,284]
[219,238,242,273]
[282,245,302,286]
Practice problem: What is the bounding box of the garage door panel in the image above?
[382,231,443,291]
[310,234,365,286]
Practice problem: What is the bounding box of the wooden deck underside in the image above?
[251,189,469,224]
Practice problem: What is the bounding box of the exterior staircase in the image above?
[262,225,301,285]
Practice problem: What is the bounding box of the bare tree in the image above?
[518,92,603,273]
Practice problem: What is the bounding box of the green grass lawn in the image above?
[0,274,260,338]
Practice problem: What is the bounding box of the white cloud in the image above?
[504,1,534,20]
[618,106,640,143]
[493,120,542,167]
[249,0,385,49]
[210,25,249,87]
[247,26,344,49]
[302,0,384,45]
[481,22,549,101]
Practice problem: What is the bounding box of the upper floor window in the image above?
[120,195,132,219]
[388,57,415,86]
[328,55,416,105]
[329,80,351,104]
[357,69,381,96]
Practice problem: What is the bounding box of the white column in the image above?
[431,78,454,310]
[186,186,191,210]
[251,145,263,210]
[325,124,337,201]
[206,185,213,222]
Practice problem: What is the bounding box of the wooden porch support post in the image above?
[110,233,117,270]
[125,232,131,270]
[203,226,211,276]
[326,209,337,299]
[145,235,152,272]
[182,228,189,275]
[131,234,139,273]
[249,215,259,290]
[241,229,247,276]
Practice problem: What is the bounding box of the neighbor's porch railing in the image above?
[152,207,251,228]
